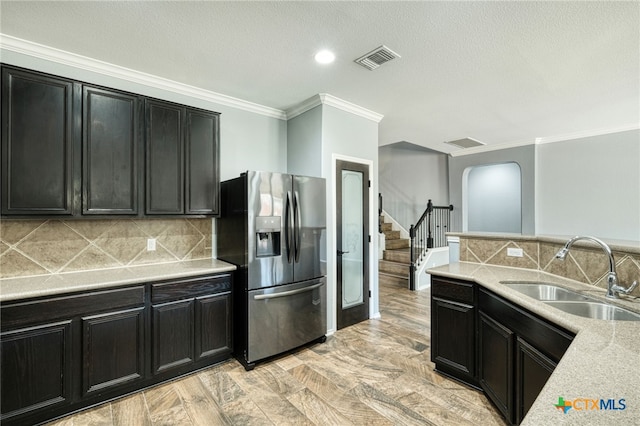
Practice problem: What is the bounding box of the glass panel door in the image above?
[336,160,369,330]
[341,170,364,308]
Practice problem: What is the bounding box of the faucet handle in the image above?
[616,280,638,296]
[625,280,638,295]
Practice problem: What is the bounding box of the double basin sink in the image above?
[500,282,640,321]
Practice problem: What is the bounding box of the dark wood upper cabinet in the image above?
[185,108,220,215]
[82,85,141,215]
[145,99,184,214]
[1,67,79,215]
[2,65,220,218]
[145,100,220,215]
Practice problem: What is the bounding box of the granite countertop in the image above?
[427,262,640,425]
[0,258,237,302]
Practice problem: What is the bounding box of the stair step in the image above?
[379,272,408,288]
[383,248,411,263]
[385,238,410,250]
[380,222,392,231]
[383,230,400,240]
[379,259,409,276]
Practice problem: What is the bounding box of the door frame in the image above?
[331,154,378,332]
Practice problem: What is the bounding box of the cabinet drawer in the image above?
[479,288,574,362]
[1,286,145,330]
[431,276,475,304]
[151,274,231,303]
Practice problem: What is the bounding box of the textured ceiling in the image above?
[1,1,638,153]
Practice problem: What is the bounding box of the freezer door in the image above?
[247,171,294,289]
[247,278,326,363]
[293,175,326,282]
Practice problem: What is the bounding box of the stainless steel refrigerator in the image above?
[217,171,326,370]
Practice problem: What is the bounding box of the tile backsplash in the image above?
[0,218,212,278]
[458,235,640,297]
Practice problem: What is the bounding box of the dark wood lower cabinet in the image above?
[432,297,476,383]
[430,275,575,426]
[196,293,232,360]
[152,299,195,373]
[478,288,574,425]
[479,311,515,423]
[515,337,556,424]
[82,307,145,395]
[0,321,73,419]
[431,277,478,387]
[0,273,232,425]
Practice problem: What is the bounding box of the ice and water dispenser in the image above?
[255,216,281,257]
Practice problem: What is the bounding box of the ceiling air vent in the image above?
[444,138,486,149]
[354,45,400,70]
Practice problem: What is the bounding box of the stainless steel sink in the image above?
[545,301,640,321]
[500,282,591,301]
[500,281,640,321]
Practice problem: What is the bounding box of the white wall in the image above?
[0,49,288,182]
[536,129,640,242]
[379,142,448,230]
[449,145,536,235]
[287,103,380,334]
[466,162,522,233]
[323,105,380,332]
[287,106,323,177]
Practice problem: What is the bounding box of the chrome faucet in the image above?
[555,236,638,299]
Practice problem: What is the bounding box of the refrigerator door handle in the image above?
[253,282,323,300]
[285,191,294,263]
[294,191,301,262]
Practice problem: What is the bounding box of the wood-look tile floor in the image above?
[46,281,505,426]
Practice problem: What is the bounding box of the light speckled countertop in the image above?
[0,258,236,302]
[427,262,640,426]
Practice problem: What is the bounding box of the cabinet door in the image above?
[0,321,72,420]
[479,312,515,424]
[82,307,145,395]
[1,67,78,215]
[195,292,232,360]
[83,85,140,214]
[145,99,183,214]
[515,337,556,424]
[152,299,194,373]
[185,109,219,215]
[431,297,476,384]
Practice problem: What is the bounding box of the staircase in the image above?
[378,215,411,288]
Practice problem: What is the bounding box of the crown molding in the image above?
[286,93,384,123]
[319,93,384,123]
[285,94,323,120]
[1,34,384,124]
[0,34,287,120]
[534,124,640,145]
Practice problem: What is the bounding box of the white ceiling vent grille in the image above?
[354,45,401,70]
[444,138,486,149]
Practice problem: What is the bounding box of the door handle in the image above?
[285,191,294,263]
[337,250,350,256]
[253,282,324,300]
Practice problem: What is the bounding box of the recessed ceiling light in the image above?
[315,50,335,64]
